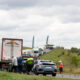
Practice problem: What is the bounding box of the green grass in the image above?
[40,48,70,66]
[0,71,76,80]
[40,48,80,73]
[23,47,32,50]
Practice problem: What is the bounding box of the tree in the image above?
[71,55,79,67]
[70,47,78,53]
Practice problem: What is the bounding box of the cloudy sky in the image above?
[0,0,80,48]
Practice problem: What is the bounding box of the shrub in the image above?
[70,47,78,53]
[71,55,79,67]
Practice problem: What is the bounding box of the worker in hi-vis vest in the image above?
[59,60,63,74]
[26,58,34,74]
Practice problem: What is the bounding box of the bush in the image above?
[78,50,80,55]
[70,47,80,56]
[70,47,78,53]
[71,55,79,67]
[67,50,71,56]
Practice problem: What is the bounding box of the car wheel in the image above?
[43,73,46,76]
[35,72,39,75]
[35,71,39,75]
[52,73,56,76]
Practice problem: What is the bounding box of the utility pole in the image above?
[32,36,34,49]
[46,35,49,45]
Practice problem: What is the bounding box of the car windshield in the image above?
[39,60,55,65]
[40,60,51,62]
[42,63,55,65]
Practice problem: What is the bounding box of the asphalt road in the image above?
[30,72,80,79]
[48,74,80,79]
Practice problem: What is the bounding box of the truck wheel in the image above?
[27,72,30,75]
[7,68,11,72]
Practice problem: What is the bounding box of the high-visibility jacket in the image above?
[26,58,34,65]
[59,62,63,68]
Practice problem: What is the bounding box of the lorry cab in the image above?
[32,48,39,57]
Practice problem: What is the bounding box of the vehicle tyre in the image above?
[35,72,39,75]
[27,72,30,75]
[8,69,11,72]
[7,68,11,72]
[52,73,56,76]
[43,73,46,76]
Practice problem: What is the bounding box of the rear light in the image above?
[38,69,42,71]
[54,65,57,69]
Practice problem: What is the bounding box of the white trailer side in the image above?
[1,38,23,61]
[0,45,1,61]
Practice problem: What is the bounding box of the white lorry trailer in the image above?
[0,38,23,70]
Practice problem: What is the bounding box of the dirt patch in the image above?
[73,68,80,73]
[63,68,70,72]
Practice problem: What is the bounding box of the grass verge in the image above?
[0,71,76,80]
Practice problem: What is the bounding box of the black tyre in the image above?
[43,73,46,76]
[27,72,30,75]
[52,73,56,76]
[35,72,39,75]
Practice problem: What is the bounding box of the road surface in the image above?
[30,72,80,79]
[49,74,80,79]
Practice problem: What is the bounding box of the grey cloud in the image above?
[0,0,37,9]
[0,0,80,48]
[27,6,80,23]
[62,16,80,23]
[0,26,17,31]
[18,24,46,32]
[0,0,80,23]
[0,0,80,9]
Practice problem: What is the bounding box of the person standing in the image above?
[26,57,34,74]
[59,60,63,74]
[17,56,23,73]
[11,56,18,72]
